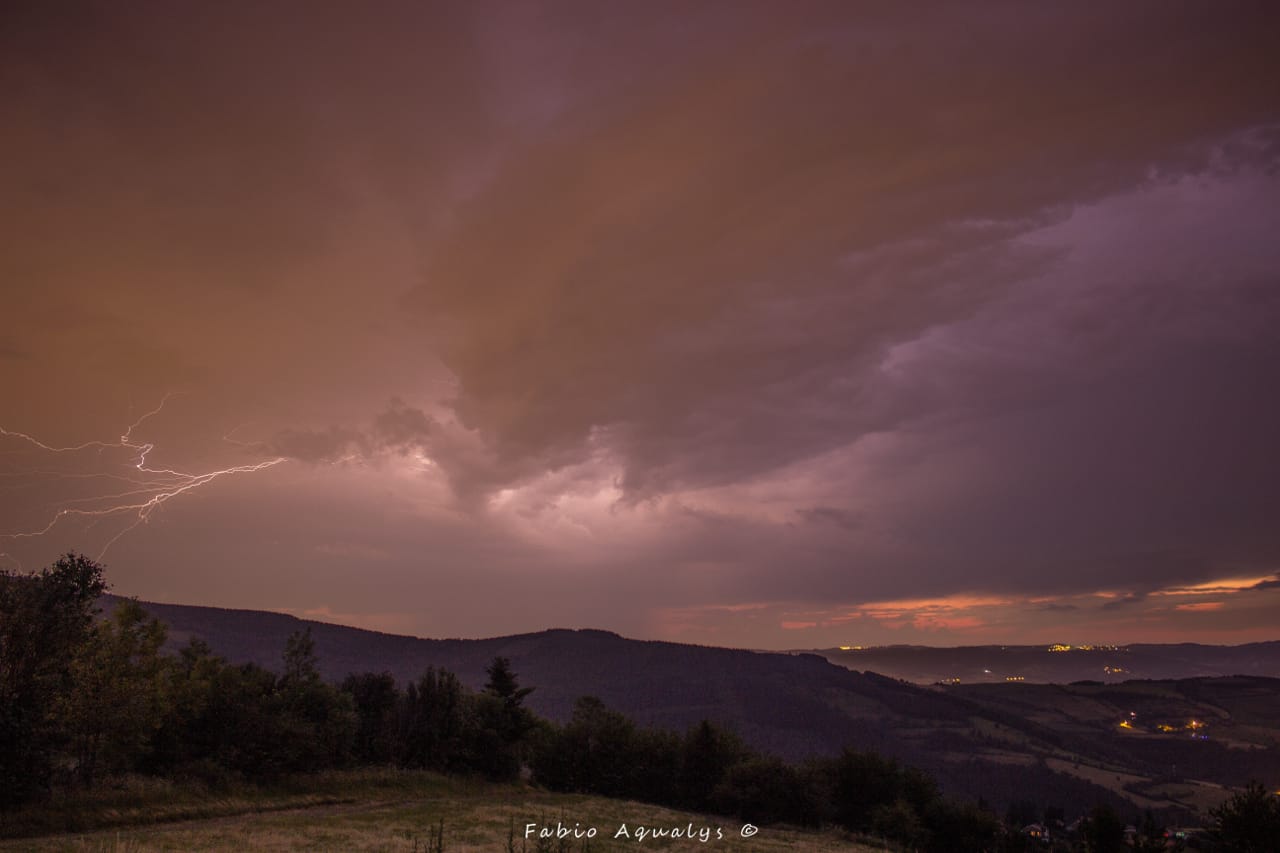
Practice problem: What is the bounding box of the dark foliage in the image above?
[920,799,1002,853]
[6,553,1280,853]
[1206,781,1280,852]
[115,594,1280,823]
[531,696,643,797]
[711,756,822,827]
[342,671,399,764]
[0,554,106,803]
[398,667,467,773]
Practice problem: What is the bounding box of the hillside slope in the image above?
[115,596,1280,821]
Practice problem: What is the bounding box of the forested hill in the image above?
[107,594,902,758]
[111,595,1280,822]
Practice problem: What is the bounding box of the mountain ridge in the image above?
[105,594,1280,821]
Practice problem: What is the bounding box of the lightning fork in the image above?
[0,396,287,563]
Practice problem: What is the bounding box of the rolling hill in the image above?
[113,595,1280,823]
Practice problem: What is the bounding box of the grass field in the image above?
[0,771,883,852]
[1040,757,1232,815]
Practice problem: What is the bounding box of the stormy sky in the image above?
[3,1,1279,648]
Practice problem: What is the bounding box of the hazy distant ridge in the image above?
[813,641,1280,685]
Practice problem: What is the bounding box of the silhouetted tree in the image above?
[869,797,927,849]
[159,630,355,780]
[202,662,289,778]
[60,598,168,785]
[399,667,466,772]
[534,696,639,796]
[1207,782,1280,852]
[678,719,747,812]
[282,627,319,686]
[277,628,355,771]
[0,553,106,804]
[484,657,534,708]
[921,799,1001,853]
[147,639,228,779]
[827,747,907,832]
[342,671,400,764]
[474,656,536,780]
[712,755,819,826]
[628,726,682,806]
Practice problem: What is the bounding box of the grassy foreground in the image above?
[0,769,882,852]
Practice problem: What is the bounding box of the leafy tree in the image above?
[1206,781,1280,852]
[342,671,400,764]
[161,630,355,780]
[901,764,940,815]
[869,798,927,849]
[921,799,1001,853]
[712,755,820,826]
[678,719,747,812]
[148,639,230,778]
[627,726,682,806]
[282,627,320,686]
[0,553,106,804]
[201,662,288,778]
[827,747,909,832]
[277,628,355,772]
[398,667,467,772]
[60,598,169,785]
[533,696,639,796]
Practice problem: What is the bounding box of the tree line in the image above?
[1,554,538,798]
[3,555,1276,852]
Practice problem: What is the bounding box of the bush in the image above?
[1207,781,1280,852]
[712,756,820,826]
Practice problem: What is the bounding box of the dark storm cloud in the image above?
[267,400,436,464]
[388,1,1280,610]
[844,182,1280,599]
[371,400,435,451]
[261,398,528,507]
[267,426,370,465]
[405,1,1280,503]
[0,0,489,437]
[3,1,1279,645]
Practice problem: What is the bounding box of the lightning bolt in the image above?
[0,395,286,566]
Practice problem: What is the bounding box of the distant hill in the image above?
[106,594,890,758]
[109,595,1280,823]
[811,642,1280,685]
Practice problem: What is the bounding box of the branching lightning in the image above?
[0,395,286,566]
